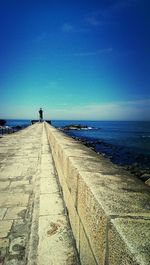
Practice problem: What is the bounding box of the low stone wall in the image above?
[45,122,150,265]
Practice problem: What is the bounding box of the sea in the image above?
[4,119,150,170]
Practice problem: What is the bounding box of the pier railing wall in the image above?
[45,122,150,265]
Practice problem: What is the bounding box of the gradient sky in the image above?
[0,0,150,120]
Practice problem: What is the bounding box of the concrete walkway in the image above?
[0,123,80,265]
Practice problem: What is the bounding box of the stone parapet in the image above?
[45,122,150,265]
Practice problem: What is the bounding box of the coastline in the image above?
[63,131,150,184]
[2,120,150,184]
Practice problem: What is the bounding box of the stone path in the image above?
[0,123,80,265]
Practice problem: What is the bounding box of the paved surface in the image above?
[0,123,80,265]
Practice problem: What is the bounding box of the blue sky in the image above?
[0,0,150,120]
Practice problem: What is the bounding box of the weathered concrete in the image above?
[45,122,150,265]
[0,123,80,265]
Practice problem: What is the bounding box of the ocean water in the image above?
[5,119,31,127]
[52,120,150,155]
[52,120,150,169]
[4,119,150,168]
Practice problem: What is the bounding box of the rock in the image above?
[145,178,150,186]
[16,125,22,129]
[62,124,89,130]
[140,173,150,182]
[0,120,6,126]
[12,126,22,131]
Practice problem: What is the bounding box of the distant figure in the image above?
[39,108,43,122]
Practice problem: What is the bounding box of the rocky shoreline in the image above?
[0,125,28,136]
[64,131,150,185]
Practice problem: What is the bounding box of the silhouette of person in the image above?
[39,108,43,122]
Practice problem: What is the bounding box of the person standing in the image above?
[39,108,43,122]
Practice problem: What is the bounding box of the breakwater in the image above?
[45,122,150,265]
[0,123,80,265]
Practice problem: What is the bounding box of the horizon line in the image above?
[1,118,150,122]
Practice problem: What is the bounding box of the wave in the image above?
[81,127,93,130]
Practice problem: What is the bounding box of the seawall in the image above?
[45,122,150,265]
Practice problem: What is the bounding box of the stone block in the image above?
[39,193,64,216]
[0,208,7,220]
[64,156,78,207]
[62,182,80,251]
[79,222,97,265]
[41,163,54,173]
[4,207,26,220]
[52,152,65,187]
[0,220,13,238]
[0,194,29,207]
[40,166,55,178]
[61,142,95,160]
[56,145,68,181]
[40,177,59,194]
[77,171,150,217]
[77,174,107,265]
[66,155,119,175]
[41,154,53,164]
[9,181,29,188]
[0,166,23,179]
[0,181,10,190]
[38,215,80,265]
[108,218,150,265]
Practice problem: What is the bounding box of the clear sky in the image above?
[0,0,150,120]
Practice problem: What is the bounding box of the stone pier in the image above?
[0,123,80,265]
[0,122,150,265]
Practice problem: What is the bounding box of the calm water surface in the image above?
[52,120,150,156]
